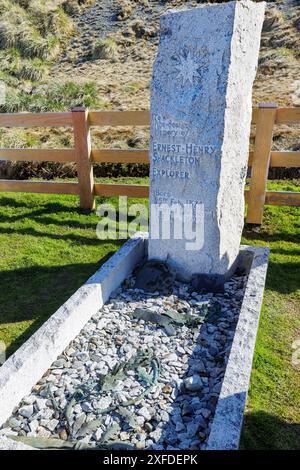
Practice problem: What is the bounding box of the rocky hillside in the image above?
[53,0,300,109]
[0,0,299,179]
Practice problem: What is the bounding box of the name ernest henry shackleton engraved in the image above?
[148,1,265,278]
[152,139,216,179]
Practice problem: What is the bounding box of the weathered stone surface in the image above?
[149,1,265,278]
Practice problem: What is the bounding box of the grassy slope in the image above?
[0,178,299,449]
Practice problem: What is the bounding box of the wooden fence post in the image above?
[72,107,95,210]
[246,102,278,225]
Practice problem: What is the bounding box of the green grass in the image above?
[241,180,300,450]
[0,178,299,449]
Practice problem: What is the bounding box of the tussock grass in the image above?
[0,128,29,149]
[92,37,118,60]
[1,89,28,113]
[262,7,284,33]
[258,47,297,72]
[0,19,59,62]
[0,22,18,49]
[62,0,94,15]
[116,0,133,21]
[0,79,100,113]
[20,34,60,61]
[62,1,81,16]
[0,0,76,89]
[122,82,142,95]
[14,0,31,7]
[17,59,48,82]
[0,49,21,75]
[28,3,74,39]
[0,48,48,84]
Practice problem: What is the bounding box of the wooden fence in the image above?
[0,103,299,224]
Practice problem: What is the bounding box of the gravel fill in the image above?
[1,271,248,450]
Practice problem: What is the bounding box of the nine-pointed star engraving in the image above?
[175,51,201,85]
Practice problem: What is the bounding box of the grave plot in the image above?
[0,268,248,450]
[0,1,269,451]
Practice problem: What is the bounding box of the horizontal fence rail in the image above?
[0,105,299,223]
[0,112,73,128]
[0,180,79,195]
[89,110,150,127]
[0,148,76,163]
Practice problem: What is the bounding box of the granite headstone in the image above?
[149,0,265,279]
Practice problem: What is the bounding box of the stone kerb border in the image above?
[206,246,269,450]
[0,233,148,439]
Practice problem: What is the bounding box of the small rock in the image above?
[115,335,123,346]
[59,429,68,440]
[200,408,211,419]
[135,416,145,427]
[97,319,107,330]
[90,354,103,363]
[208,346,219,357]
[74,352,89,362]
[74,404,82,414]
[0,428,16,437]
[162,384,172,394]
[95,428,103,441]
[35,398,48,411]
[52,359,66,368]
[66,347,76,356]
[8,417,21,429]
[136,441,145,449]
[94,397,112,410]
[160,410,169,423]
[29,420,39,433]
[144,422,153,433]
[120,431,130,441]
[39,408,53,420]
[46,419,59,432]
[22,396,35,405]
[175,422,186,432]
[37,427,51,438]
[186,422,199,438]
[19,405,34,419]
[81,402,93,413]
[137,407,152,421]
[184,375,203,392]
[150,428,162,443]
[73,413,86,435]
[191,360,205,374]
[212,382,222,394]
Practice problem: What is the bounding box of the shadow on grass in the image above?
[265,261,300,295]
[0,197,78,214]
[0,197,140,230]
[0,226,106,245]
[243,225,300,295]
[0,251,117,357]
[0,197,96,222]
[243,225,300,245]
[241,411,300,450]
